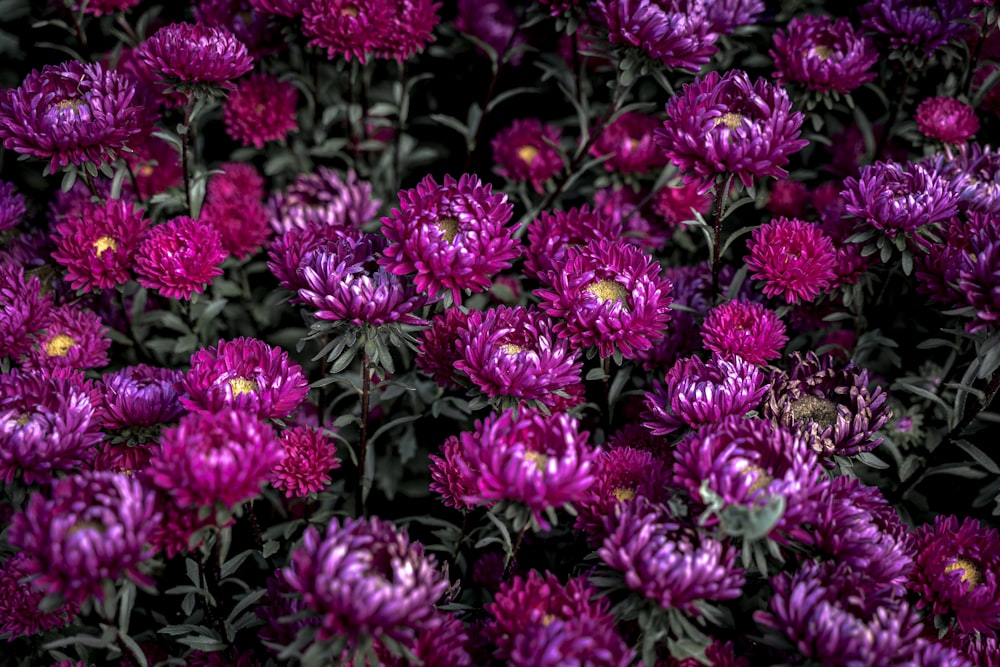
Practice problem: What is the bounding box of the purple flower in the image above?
[100,365,185,430]
[590,110,668,173]
[281,516,447,645]
[9,471,160,606]
[0,263,52,359]
[535,238,674,359]
[136,23,254,88]
[932,144,1000,216]
[135,217,227,300]
[633,263,715,370]
[180,337,310,420]
[642,354,769,435]
[524,205,622,280]
[0,181,26,231]
[599,497,745,612]
[491,119,564,193]
[223,73,299,148]
[0,61,145,173]
[770,15,878,93]
[960,223,1000,332]
[199,163,272,259]
[428,435,476,510]
[380,173,519,304]
[270,426,340,498]
[455,0,523,64]
[861,0,973,55]
[655,69,808,192]
[24,305,110,371]
[0,553,78,640]
[705,0,764,34]
[267,223,362,293]
[303,0,440,63]
[596,0,719,72]
[72,0,143,15]
[374,611,473,667]
[146,408,284,509]
[269,167,379,234]
[194,0,282,60]
[916,97,980,144]
[745,217,837,304]
[416,307,470,388]
[701,299,788,365]
[455,306,582,409]
[249,0,308,16]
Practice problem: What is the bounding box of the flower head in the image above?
[303,0,440,63]
[492,119,563,193]
[701,300,788,365]
[136,23,254,88]
[223,73,299,148]
[270,426,340,498]
[416,307,470,388]
[428,435,476,510]
[24,305,110,371]
[862,0,973,55]
[455,0,524,64]
[745,217,837,303]
[597,0,719,72]
[135,217,227,300]
[0,553,78,641]
[269,167,379,234]
[916,97,980,144]
[960,222,1000,332]
[651,182,713,231]
[100,365,185,430]
[125,136,183,201]
[194,0,282,60]
[0,264,52,359]
[591,110,668,174]
[0,181,26,232]
[771,15,878,93]
[199,163,272,259]
[524,205,622,280]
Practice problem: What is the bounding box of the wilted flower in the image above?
[134,217,227,300]
[745,217,837,304]
[861,0,973,55]
[0,264,52,359]
[770,15,878,93]
[0,181,26,231]
[916,97,980,144]
[0,553,78,641]
[223,73,299,148]
[24,305,110,371]
[492,119,563,193]
[270,426,340,498]
[136,23,254,88]
[100,365,185,430]
[524,205,622,280]
[597,0,719,72]
[701,300,788,365]
[269,167,379,234]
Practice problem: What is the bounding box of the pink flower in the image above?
[223,73,299,148]
[24,306,110,371]
[915,96,980,144]
[135,217,227,300]
[745,217,837,304]
[270,427,340,497]
[50,199,149,292]
[701,299,788,365]
[492,119,563,193]
[589,110,667,174]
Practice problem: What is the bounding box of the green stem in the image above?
[355,350,372,515]
[711,173,734,299]
[503,520,529,581]
[180,96,194,217]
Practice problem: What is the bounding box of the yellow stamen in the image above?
[715,112,743,129]
[228,377,258,396]
[584,279,629,305]
[12,413,31,427]
[743,464,773,494]
[524,450,548,470]
[517,145,539,165]
[810,45,834,60]
[341,4,359,16]
[500,343,524,355]
[437,217,460,243]
[944,558,982,589]
[789,395,839,429]
[46,334,77,357]
[93,236,117,256]
[613,487,635,502]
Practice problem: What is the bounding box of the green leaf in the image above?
[955,439,1000,474]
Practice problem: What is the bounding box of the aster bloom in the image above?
[428,435,477,510]
[491,119,564,194]
[71,0,143,15]
[910,515,1000,633]
[223,73,298,148]
[455,408,598,524]
[0,61,145,173]
[375,611,473,667]
[269,167,379,234]
[701,300,788,365]
[916,97,980,144]
[599,497,744,612]
[146,408,284,509]
[0,181,26,231]
[597,0,719,72]
[270,426,340,498]
[298,234,428,326]
[199,164,272,258]
[655,69,808,192]
[147,490,232,558]
[536,239,674,359]
[0,264,52,359]
[100,365,185,430]
[9,471,159,606]
[181,337,309,420]
[24,305,110,371]
[137,23,254,89]
[0,368,103,484]
[590,110,668,173]
[416,308,470,388]
[861,0,973,55]
[303,0,441,63]
[766,351,892,458]
[380,173,519,304]
[770,15,878,94]
[281,516,447,645]
[524,205,622,280]
[249,0,308,15]
[454,306,582,409]
[593,185,670,251]
[134,217,227,300]
[455,0,524,64]
[651,182,713,231]
[745,217,837,304]
[765,179,809,219]
[705,0,764,33]
[267,224,361,294]
[0,553,78,640]
[194,0,282,59]
[50,199,149,293]
[642,354,769,436]
[960,224,1000,332]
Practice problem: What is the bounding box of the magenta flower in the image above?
[180,337,310,420]
[0,61,145,173]
[745,217,837,304]
[303,0,440,63]
[249,0,308,15]
[701,300,788,365]
[0,264,52,359]
[0,553,78,640]
[455,0,524,64]
[961,224,1000,332]
[72,0,143,15]
[267,223,362,293]
[642,354,769,435]
[770,15,878,93]
[380,173,519,304]
[146,408,284,509]
[100,365,185,430]
[916,97,980,144]
[590,110,668,173]
[24,305,110,371]
[651,181,713,231]
[524,205,622,279]
[655,69,808,191]
[9,471,160,606]
[269,167,379,234]
[134,217,227,300]
[199,164,272,259]
[223,73,299,148]
[597,0,719,72]
[125,137,183,200]
[0,181,26,231]
[706,0,764,34]
[491,119,563,193]
[861,0,973,55]
[147,490,231,558]
[765,179,809,218]
[416,307,470,388]
[535,239,674,359]
[50,199,149,293]
[136,23,254,88]
[281,516,447,645]
[270,426,340,498]
[194,0,282,60]
[428,435,476,510]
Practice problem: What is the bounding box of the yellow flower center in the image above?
[341,4,359,16]
[57,98,84,111]
[93,236,117,257]
[944,558,982,589]
[437,217,460,243]
[584,279,629,306]
[789,395,840,429]
[517,145,540,165]
[500,343,524,355]
[68,520,107,536]
[12,413,31,427]
[541,614,556,627]
[228,377,258,396]
[524,450,549,470]
[613,487,635,502]
[138,165,154,178]
[743,464,773,494]
[46,334,77,357]
[715,112,744,129]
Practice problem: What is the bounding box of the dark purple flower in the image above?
[0,61,145,173]
[24,305,110,371]
[267,223,361,293]
[269,167,379,234]
[771,15,878,93]
[194,0,282,60]
[651,181,713,231]
[0,263,52,359]
[281,516,447,645]
[524,205,622,280]
[591,110,668,173]
[455,0,524,64]
[745,217,837,304]
[100,364,185,430]
[270,426,340,498]
[861,0,973,55]
[0,553,78,640]
[248,0,308,16]
[124,136,183,201]
[303,0,440,63]
[380,173,519,304]
[223,73,299,148]
[134,217,227,300]
[705,0,764,34]
[655,69,808,192]
[960,223,1000,332]
[701,299,788,365]
[9,471,159,606]
[597,0,719,72]
[416,307,470,388]
[0,181,26,231]
[917,97,980,144]
[491,119,563,193]
[428,435,476,510]
[199,164,272,259]
[136,23,254,88]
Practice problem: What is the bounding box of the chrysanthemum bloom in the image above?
[281,516,447,646]
[599,497,745,612]
[597,0,719,72]
[455,0,524,64]
[766,351,891,458]
[755,560,924,665]
[0,61,145,173]
[134,217,227,300]
[861,0,972,55]
[536,239,674,359]
[642,354,769,435]
[50,199,149,293]
[705,0,764,34]
[491,119,563,193]
[916,97,980,144]
[651,182,713,231]
[100,365,185,430]
[910,515,1000,633]
[593,185,669,251]
[9,471,159,606]
[303,0,441,62]
[248,0,308,16]
[267,224,361,294]
[0,368,103,484]
[380,173,520,304]
[701,300,788,365]
[947,632,999,667]
[931,144,1000,216]
[524,206,622,280]
[591,111,668,175]
[416,308,470,388]
[298,234,429,325]
[654,69,808,192]
[745,217,837,304]
[270,427,340,498]
[194,0,283,60]
[0,181,26,232]
[0,264,52,359]
[764,179,809,219]
[136,23,254,89]
[23,305,110,371]
[269,167,379,234]
[0,553,78,640]
[181,337,309,420]
[146,408,284,509]
[770,15,878,94]
[428,435,477,510]
[70,0,143,15]
[223,73,298,148]
[960,225,1000,332]
[199,165,271,259]
[455,306,582,409]
[487,571,632,667]
[124,136,183,201]
[455,408,598,524]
